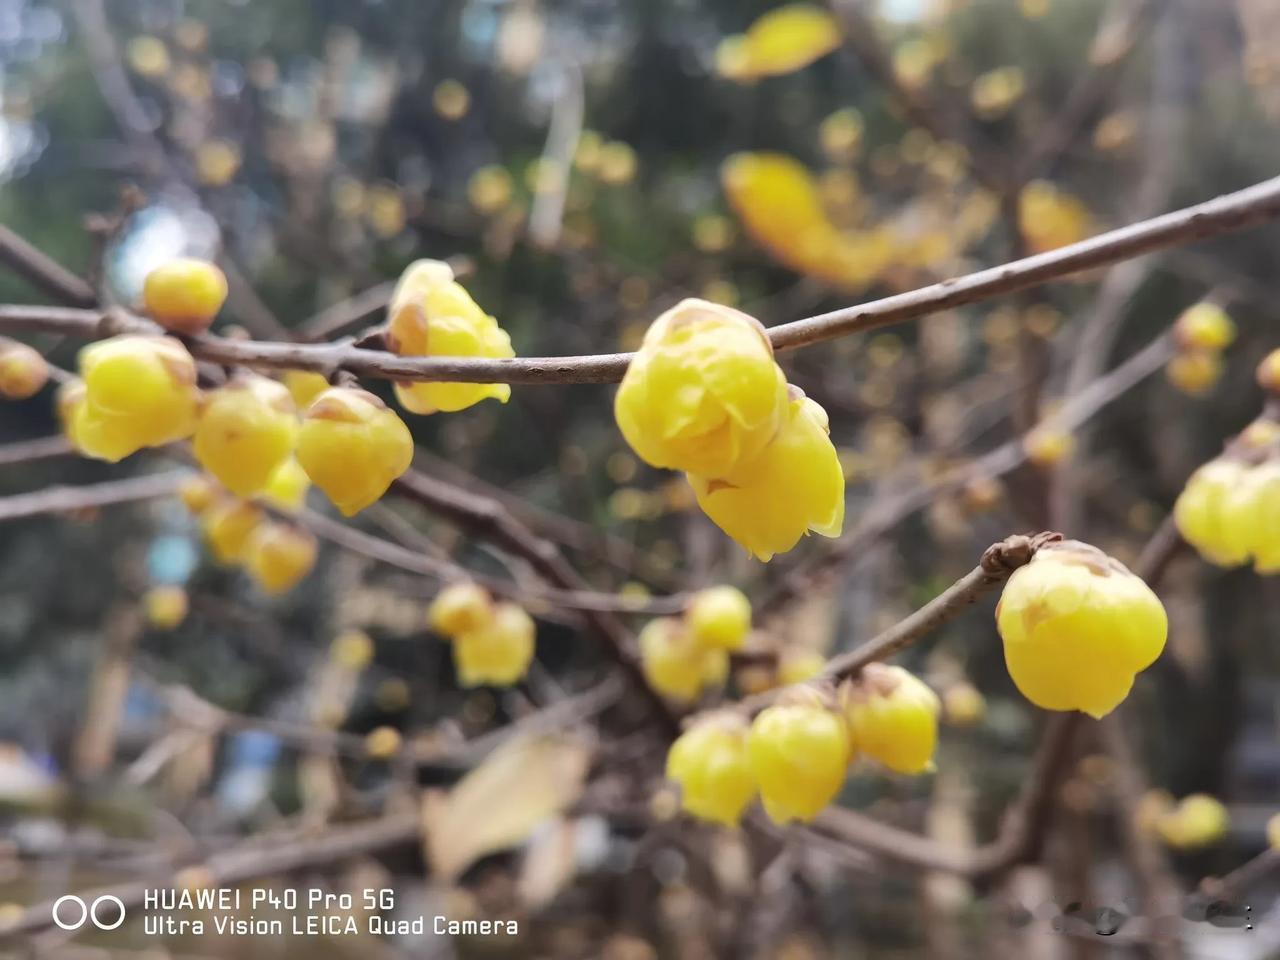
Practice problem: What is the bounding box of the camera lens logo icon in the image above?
[51,895,125,931]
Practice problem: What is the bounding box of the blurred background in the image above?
[0,0,1277,956]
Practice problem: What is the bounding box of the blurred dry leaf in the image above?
[516,817,578,907]
[423,735,590,879]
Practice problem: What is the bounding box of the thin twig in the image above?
[2,174,1279,384]
[0,435,75,468]
[0,225,96,307]
[0,471,185,523]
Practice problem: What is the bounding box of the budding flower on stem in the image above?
[451,601,536,687]
[639,617,728,703]
[295,386,414,516]
[243,522,318,595]
[841,664,940,775]
[74,335,200,461]
[1166,350,1223,396]
[615,298,788,479]
[1173,459,1257,568]
[143,585,189,629]
[1174,302,1235,352]
[142,258,228,335]
[685,586,752,651]
[0,340,49,399]
[385,259,515,415]
[177,473,221,515]
[778,650,826,686]
[428,581,495,636]
[688,389,844,561]
[1155,794,1230,850]
[194,375,298,497]
[996,540,1167,719]
[201,499,265,564]
[258,457,311,513]
[665,715,757,827]
[747,696,853,824]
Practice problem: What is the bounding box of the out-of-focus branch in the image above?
[0,435,75,468]
[726,533,1058,720]
[0,224,97,307]
[0,471,185,523]
[2,174,1280,384]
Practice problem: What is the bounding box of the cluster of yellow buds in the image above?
[384,259,515,415]
[615,299,844,561]
[667,664,941,827]
[427,582,536,687]
[1144,792,1230,851]
[1166,302,1236,396]
[639,586,751,702]
[996,539,1167,718]
[1174,402,1280,573]
[179,473,318,595]
[194,374,298,497]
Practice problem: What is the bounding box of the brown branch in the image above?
[0,225,97,308]
[2,174,1279,384]
[729,533,1057,720]
[0,811,422,940]
[0,471,185,523]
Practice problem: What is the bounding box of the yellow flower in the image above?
[365,726,403,759]
[76,335,200,461]
[0,341,48,399]
[201,499,265,564]
[747,700,852,824]
[1018,181,1090,253]
[1156,794,1229,850]
[778,650,826,685]
[142,258,228,335]
[177,473,221,515]
[428,581,494,636]
[686,586,752,651]
[941,682,986,727]
[1023,424,1075,467]
[1174,303,1235,352]
[615,298,787,479]
[715,4,841,81]
[1173,459,1256,567]
[689,392,845,561]
[665,716,757,827]
[452,602,536,687]
[295,386,414,516]
[639,617,727,703]
[1166,350,1223,396]
[258,457,310,513]
[385,259,514,415]
[143,585,189,630]
[243,522,318,595]
[996,540,1167,718]
[842,664,940,774]
[331,629,374,669]
[282,370,330,410]
[193,375,298,497]
[1243,461,1280,573]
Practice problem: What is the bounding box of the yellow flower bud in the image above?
[0,341,48,399]
[452,602,536,687]
[1156,794,1229,850]
[639,617,725,703]
[1239,460,1280,574]
[777,650,826,686]
[686,586,752,651]
[282,370,330,410]
[747,700,852,823]
[386,260,514,415]
[1023,424,1075,467]
[364,726,403,759]
[295,386,414,516]
[970,66,1025,119]
[841,664,940,774]
[713,4,840,82]
[1267,811,1280,851]
[1166,350,1223,395]
[193,376,298,497]
[201,499,265,564]
[143,584,189,629]
[177,473,221,515]
[996,540,1167,718]
[243,522,317,594]
[1174,459,1256,567]
[689,392,844,561]
[332,629,374,669]
[665,716,757,826]
[142,257,228,335]
[941,682,986,727]
[76,335,200,460]
[428,582,494,636]
[1174,303,1235,352]
[1258,348,1280,394]
[258,457,310,513]
[615,298,788,479]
